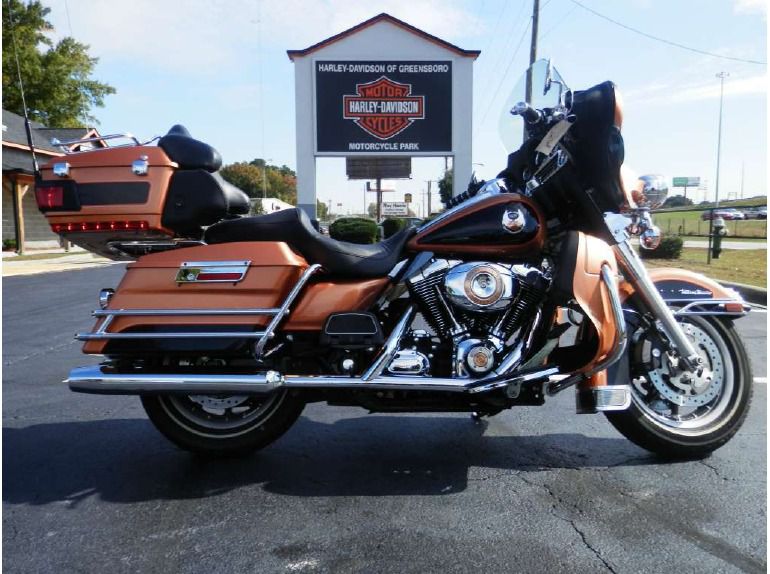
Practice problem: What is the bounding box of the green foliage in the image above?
[250,199,265,216]
[438,169,453,207]
[639,236,683,260]
[219,159,297,205]
[316,200,329,221]
[2,0,115,126]
[3,238,18,251]
[662,195,693,208]
[329,218,377,244]
[381,218,406,239]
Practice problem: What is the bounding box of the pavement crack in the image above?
[564,518,618,574]
[3,339,78,367]
[699,460,731,482]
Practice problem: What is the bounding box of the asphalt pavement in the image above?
[2,265,767,574]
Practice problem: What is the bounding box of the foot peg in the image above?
[576,385,632,414]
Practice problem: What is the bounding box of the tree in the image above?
[2,0,115,126]
[438,169,453,207]
[316,200,329,221]
[219,162,265,198]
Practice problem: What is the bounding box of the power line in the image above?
[63,0,73,36]
[478,17,532,129]
[568,0,767,66]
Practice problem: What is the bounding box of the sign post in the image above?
[672,176,700,201]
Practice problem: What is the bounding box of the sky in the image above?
[41,0,767,216]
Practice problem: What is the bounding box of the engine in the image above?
[402,259,549,378]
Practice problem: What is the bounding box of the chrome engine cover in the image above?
[444,262,516,312]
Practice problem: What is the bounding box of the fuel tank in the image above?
[408,193,545,260]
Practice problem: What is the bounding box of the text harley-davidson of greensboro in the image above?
[36,59,752,458]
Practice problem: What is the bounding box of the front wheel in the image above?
[606,315,752,459]
[141,390,304,457]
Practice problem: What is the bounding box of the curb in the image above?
[718,280,767,306]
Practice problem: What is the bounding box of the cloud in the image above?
[624,73,767,107]
[43,0,482,75]
[734,0,767,16]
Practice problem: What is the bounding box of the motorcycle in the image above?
[36,59,752,458]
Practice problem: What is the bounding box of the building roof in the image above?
[287,13,480,61]
[2,110,103,173]
[2,109,61,153]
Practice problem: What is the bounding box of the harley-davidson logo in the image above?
[342,76,425,140]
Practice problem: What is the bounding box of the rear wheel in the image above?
[141,390,304,457]
[606,315,752,458]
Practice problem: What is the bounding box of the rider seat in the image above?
[204,208,415,278]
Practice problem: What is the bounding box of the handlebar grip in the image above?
[512,101,542,124]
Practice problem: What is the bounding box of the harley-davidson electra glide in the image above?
[37,60,752,458]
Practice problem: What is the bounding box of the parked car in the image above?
[701,208,745,221]
[743,206,767,219]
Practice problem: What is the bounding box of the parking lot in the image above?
[3,265,767,574]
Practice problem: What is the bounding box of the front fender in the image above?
[619,267,749,317]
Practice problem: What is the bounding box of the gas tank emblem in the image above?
[502,207,526,234]
[175,260,251,283]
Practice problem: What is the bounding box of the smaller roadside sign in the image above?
[382,202,408,216]
[673,177,700,187]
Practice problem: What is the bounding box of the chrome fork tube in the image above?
[613,240,702,370]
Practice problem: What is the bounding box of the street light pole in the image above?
[708,72,728,265]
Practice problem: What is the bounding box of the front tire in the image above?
[606,316,752,459]
[141,390,304,457]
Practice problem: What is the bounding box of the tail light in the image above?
[35,186,64,209]
[51,221,150,233]
[35,181,80,212]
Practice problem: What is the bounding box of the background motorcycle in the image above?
[38,59,752,458]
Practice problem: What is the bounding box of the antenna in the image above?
[6,0,42,182]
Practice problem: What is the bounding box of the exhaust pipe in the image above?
[65,365,559,395]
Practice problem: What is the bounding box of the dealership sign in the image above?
[316,61,452,154]
[382,202,409,216]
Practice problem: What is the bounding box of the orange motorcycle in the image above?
[36,60,752,458]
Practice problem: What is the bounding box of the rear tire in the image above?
[141,390,304,457]
[606,316,752,459]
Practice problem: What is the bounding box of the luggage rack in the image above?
[51,133,159,153]
[75,264,322,359]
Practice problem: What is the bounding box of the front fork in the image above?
[605,214,704,371]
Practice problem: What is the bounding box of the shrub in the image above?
[639,236,683,259]
[329,218,378,244]
[2,239,17,251]
[381,218,407,239]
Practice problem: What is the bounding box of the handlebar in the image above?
[512,101,542,124]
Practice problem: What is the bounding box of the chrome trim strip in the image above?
[179,260,252,268]
[253,264,322,358]
[77,331,267,340]
[547,264,628,395]
[92,308,279,317]
[361,305,416,381]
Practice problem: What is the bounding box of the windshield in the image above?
[498,59,569,152]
